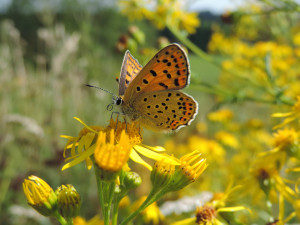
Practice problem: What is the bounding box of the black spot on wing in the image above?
[150,70,157,77]
[159,82,168,89]
[126,71,132,77]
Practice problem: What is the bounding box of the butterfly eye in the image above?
[116,97,123,105]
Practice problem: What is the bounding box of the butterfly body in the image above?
[117,44,198,131]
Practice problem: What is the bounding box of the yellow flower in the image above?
[166,151,208,192]
[250,153,297,203]
[259,128,299,159]
[151,158,176,190]
[61,117,103,170]
[293,31,300,46]
[215,131,239,149]
[132,196,165,225]
[272,96,300,129]
[171,183,247,225]
[294,198,300,221]
[119,0,200,34]
[192,184,247,225]
[195,205,217,225]
[62,118,178,171]
[207,109,234,123]
[55,184,81,219]
[94,130,132,172]
[188,136,226,164]
[273,128,298,150]
[172,10,200,34]
[194,204,247,225]
[180,150,208,182]
[245,118,264,129]
[119,196,131,208]
[23,175,58,217]
[119,0,152,21]
[73,216,104,225]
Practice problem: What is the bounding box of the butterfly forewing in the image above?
[132,90,197,131]
[119,50,143,96]
[123,44,190,103]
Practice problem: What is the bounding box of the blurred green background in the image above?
[0,0,222,224]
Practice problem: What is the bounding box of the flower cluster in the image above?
[119,0,200,34]
[24,116,208,225]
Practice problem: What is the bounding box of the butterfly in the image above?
[114,43,198,131]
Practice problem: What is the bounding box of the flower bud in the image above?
[123,171,142,190]
[166,151,208,192]
[23,175,57,217]
[150,159,175,191]
[55,184,81,219]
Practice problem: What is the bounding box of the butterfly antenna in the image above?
[85,84,118,100]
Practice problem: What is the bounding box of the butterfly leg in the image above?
[110,111,118,120]
[139,123,142,136]
[115,112,120,131]
[123,116,128,132]
[110,111,127,131]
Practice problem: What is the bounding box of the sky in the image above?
[0,0,249,14]
[0,0,299,14]
[191,0,247,14]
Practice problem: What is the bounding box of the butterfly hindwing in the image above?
[119,50,143,96]
[132,90,198,131]
[123,44,190,103]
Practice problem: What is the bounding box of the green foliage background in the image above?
[0,1,218,224]
[3,0,300,224]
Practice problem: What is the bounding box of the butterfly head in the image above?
[106,96,123,111]
[114,96,123,106]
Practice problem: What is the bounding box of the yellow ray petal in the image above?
[133,145,180,165]
[141,144,166,152]
[129,149,152,171]
[62,145,95,171]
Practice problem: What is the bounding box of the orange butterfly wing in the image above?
[119,50,143,96]
[132,90,198,131]
[123,44,190,103]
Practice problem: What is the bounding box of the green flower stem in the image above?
[266,199,275,222]
[53,211,68,225]
[94,166,106,222]
[66,218,74,225]
[103,183,110,225]
[112,198,120,225]
[120,189,157,225]
[190,81,232,96]
[120,184,172,225]
[104,182,116,225]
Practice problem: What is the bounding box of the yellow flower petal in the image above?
[141,144,166,152]
[286,167,300,173]
[62,145,95,171]
[170,217,195,225]
[133,145,180,165]
[130,148,152,171]
[272,112,294,117]
[74,117,98,133]
[217,206,249,212]
[60,135,74,139]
